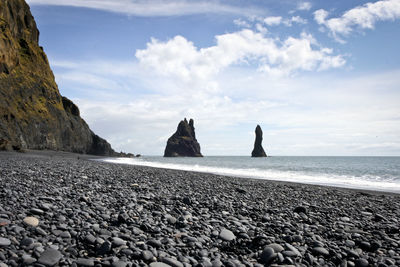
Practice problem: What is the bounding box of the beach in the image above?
[0,151,399,266]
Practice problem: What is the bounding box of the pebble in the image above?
[219,228,235,241]
[355,258,369,267]
[312,247,329,256]
[111,261,127,267]
[75,258,95,266]
[267,243,284,253]
[294,206,307,213]
[162,257,184,267]
[285,243,301,257]
[0,152,399,267]
[30,208,44,215]
[23,216,39,227]
[260,247,276,264]
[22,254,36,265]
[165,214,177,224]
[149,263,170,267]
[20,237,34,246]
[0,238,11,246]
[97,241,112,255]
[142,250,154,261]
[112,237,126,247]
[37,248,62,266]
[148,239,162,248]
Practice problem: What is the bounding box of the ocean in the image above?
[101,156,400,194]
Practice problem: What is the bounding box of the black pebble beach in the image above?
[0,151,399,266]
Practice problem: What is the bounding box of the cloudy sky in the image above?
[27,0,400,156]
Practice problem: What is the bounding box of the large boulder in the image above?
[164,118,203,157]
[0,0,115,156]
[251,125,267,157]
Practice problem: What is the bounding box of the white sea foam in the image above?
[101,157,400,194]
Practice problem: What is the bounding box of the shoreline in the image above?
[101,155,400,196]
[1,150,399,266]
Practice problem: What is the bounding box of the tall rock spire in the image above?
[251,125,267,157]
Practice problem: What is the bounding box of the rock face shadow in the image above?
[164,118,203,157]
[251,125,267,157]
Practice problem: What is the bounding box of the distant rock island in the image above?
[0,0,120,156]
[164,118,203,157]
[251,125,267,157]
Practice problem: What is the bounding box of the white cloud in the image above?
[255,23,268,34]
[289,16,307,25]
[26,0,261,16]
[260,15,307,27]
[314,0,400,41]
[297,2,312,11]
[263,16,282,26]
[135,29,345,79]
[234,18,251,28]
[314,9,329,24]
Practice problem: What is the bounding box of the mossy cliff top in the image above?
[0,0,115,155]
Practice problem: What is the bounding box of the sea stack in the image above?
[164,118,203,157]
[251,125,267,157]
[0,0,115,155]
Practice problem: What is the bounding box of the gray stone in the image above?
[162,257,184,267]
[60,231,71,238]
[22,254,37,265]
[285,243,301,257]
[260,247,277,264]
[165,214,177,224]
[142,250,154,261]
[219,228,235,241]
[20,237,34,247]
[312,247,329,256]
[38,248,62,266]
[75,258,95,266]
[150,263,170,267]
[112,237,126,247]
[97,241,112,255]
[30,208,44,215]
[267,243,284,253]
[0,238,11,246]
[111,261,127,267]
[148,239,162,248]
[355,258,369,267]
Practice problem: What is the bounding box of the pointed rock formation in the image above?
[0,0,116,155]
[251,125,267,157]
[164,118,203,157]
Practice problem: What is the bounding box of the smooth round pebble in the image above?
[23,216,39,227]
[219,228,235,241]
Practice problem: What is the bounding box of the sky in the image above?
[26,0,400,156]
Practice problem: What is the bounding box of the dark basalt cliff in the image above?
[251,125,267,157]
[164,118,203,157]
[0,0,115,155]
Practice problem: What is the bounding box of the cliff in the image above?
[0,0,115,155]
[251,125,267,157]
[164,118,203,157]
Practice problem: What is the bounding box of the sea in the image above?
[101,156,400,194]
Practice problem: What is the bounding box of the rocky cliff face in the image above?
[251,125,267,157]
[164,118,203,157]
[0,0,115,155]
